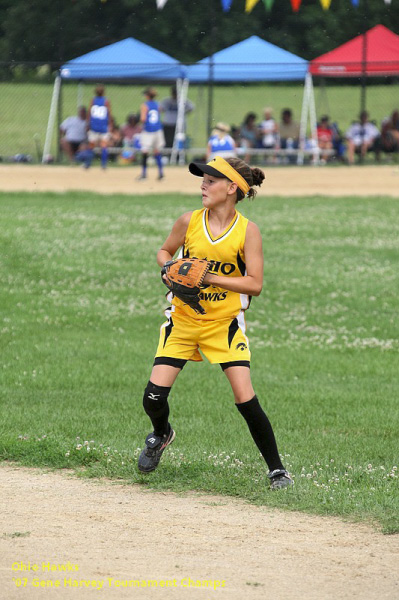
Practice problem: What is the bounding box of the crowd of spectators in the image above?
[59,86,399,167]
[206,107,399,165]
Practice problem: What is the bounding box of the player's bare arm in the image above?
[87,100,93,126]
[157,212,193,267]
[140,103,148,124]
[106,100,112,130]
[203,221,263,296]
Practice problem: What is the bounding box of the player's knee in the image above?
[143,381,171,416]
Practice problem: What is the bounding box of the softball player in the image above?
[138,156,293,490]
[84,85,112,169]
[137,87,165,180]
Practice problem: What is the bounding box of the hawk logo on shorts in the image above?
[236,342,247,351]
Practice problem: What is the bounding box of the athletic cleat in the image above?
[138,427,175,473]
[136,173,147,180]
[267,469,294,490]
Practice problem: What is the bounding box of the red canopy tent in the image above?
[310,25,399,113]
[310,25,399,77]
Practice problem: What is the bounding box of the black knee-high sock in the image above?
[236,396,285,472]
[141,153,148,174]
[143,381,170,437]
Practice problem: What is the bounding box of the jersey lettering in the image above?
[201,259,236,276]
[176,209,249,320]
[147,109,159,125]
[199,291,227,301]
[90,105,107,120]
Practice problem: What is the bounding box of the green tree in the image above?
[0,0,397,64]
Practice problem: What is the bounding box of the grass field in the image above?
[0,191,398,533]
[1,80,398,158]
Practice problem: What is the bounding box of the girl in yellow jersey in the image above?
[138,156,293,490]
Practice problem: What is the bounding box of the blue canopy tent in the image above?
[185,35,308,83]
[43,38,187,161]
[184,36,317,163]
[60,37,187,81]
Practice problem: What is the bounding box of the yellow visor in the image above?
[189,156,250,195]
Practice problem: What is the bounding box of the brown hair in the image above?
[225,157,265,202]
[143,87,157,99]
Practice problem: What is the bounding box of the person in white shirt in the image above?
[60,106,87,162]
[345,110,380,164]
[259,107,279,149]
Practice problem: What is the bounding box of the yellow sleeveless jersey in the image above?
[171,208,250,321]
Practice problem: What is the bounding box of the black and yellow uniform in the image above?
[155,208,252,364]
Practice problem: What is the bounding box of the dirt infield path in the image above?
[1,465,398,600]
[1,163,399,197]
[1,165,399,599]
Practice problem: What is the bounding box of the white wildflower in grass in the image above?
[4,195,398,532]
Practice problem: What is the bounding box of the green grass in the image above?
[0,191,398,533]
[1,80,398,158]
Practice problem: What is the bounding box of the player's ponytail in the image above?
[225,158,265,202]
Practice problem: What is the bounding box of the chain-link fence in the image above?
[0,62,398,165]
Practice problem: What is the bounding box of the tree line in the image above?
[0,0,397,65]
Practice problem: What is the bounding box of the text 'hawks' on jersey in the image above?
[170,208,250,320]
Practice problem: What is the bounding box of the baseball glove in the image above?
[161,257,210,315]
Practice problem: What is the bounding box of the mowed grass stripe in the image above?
[0,192,397,532]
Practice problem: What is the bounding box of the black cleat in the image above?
[138,427,175,473]
[267,469,294,490]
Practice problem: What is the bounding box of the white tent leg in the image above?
[308,74,320,164]
[298,75,309,166]
[298,73,319,166]
[42,75,61,163]
[170,78,189,165]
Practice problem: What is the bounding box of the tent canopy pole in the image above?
[42,74,61,163]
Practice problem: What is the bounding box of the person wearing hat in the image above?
[206,122,237,161]
[138,87,165,180]
[137,155,294,491]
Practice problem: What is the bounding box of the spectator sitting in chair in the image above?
[259,107,279,160]
[380,109,399,154]
[60,106,87,163]
[206,122,236,161]
[120,113,141,145]
[316,115,334,163]
[330,121,346,162]
[119,114,142,164]
[345,110,380,164]
[279,108,300,151]
[107,118,123,162]
[239,112,260,162]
